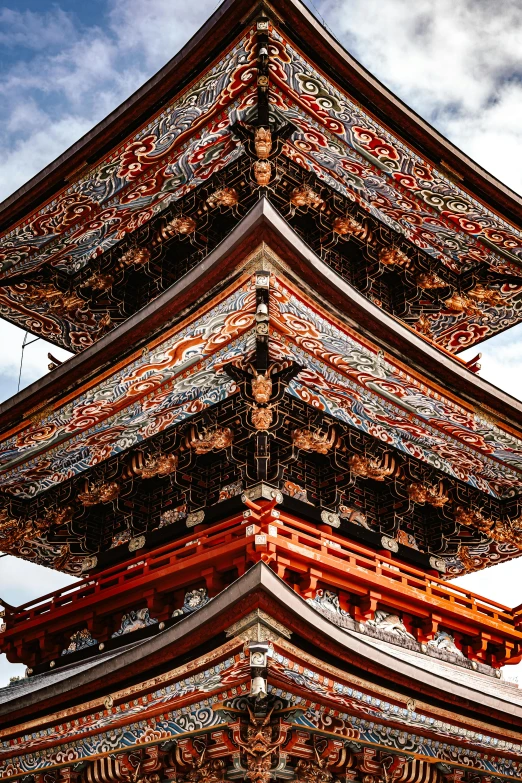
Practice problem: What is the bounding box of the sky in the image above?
[2,0,522,685]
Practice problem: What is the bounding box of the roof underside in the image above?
[0,0,522,353]
[1,201,522,577]
[1,566,522,738]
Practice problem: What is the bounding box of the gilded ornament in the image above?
[45,505,74,526]
[58,291,85,314]
[457,545,478,574]
[251,372,272,403]
[80,272,115,291]
[24,284,84,316]
[348,453,394,481]
[379,246,411,267]
[415,314,432,336]
[120,247,151,267]
[290,184,324,209]
[292,427,336,454]
[137,452,178,479]
[407,482,449,507]
[332,215,370,241]
[234,706,286,783]
[254,160,272,186]
[128,535,146,552]
[467,284,505,308]
[0,516,28,548]
[254,127,272,159]
[78,480,121,506]
[54,544,72,571]
[454,506,493,534]
[455,506,522,549]
[189,426,233,454]
[295,759,332,783]
[157,215,196,242]
[206,187,238,208]
[251,405,274,430]
[416,272,446,289]
[182,750,224,783]
[443,293,482,317]
[99,312,112,330]
[491,517,522,548]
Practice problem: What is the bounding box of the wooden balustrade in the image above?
[1,503,521,667]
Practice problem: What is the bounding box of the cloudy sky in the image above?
[2,0,522,685]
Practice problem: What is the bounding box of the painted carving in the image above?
[378,247,411,267]
[254,160,272,186]
[182,750,225,783]
[443,293,482,317]
[416,272,446,290]
[172,588,209,618]
[252,373,272,403]
[136,453,179,479]
[427,630,464,657]
[407,482,449,507]
[78,481,121,506]
[160,506,187,526]
[112,608,158,637]
[61,628,98,656]
[120,246,151,268]
[290,184,323,209]
[364,610,415,640]
[206,188,239,208]
[218,482,243,502]
[282,481,309,503]
[252,405,274,430]
[292,428,335,454]
[189,426,233,454]
[348,454,395,481]
[254,127,272,159]
[80,271,115,291]
[332,215,370,241]
[235,706,287,783]
[339,505,370,528]
[157,215,197,242]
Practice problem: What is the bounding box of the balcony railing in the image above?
[1,504,521,667]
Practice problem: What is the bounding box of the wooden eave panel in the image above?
[273,0,522,227]
[1,198,522,439]
[0,0,249,232]
[1,564,522,732]
[2,0,522,235]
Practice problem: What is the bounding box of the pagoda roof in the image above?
[1,201,522,576]
[1,564,522,737]
[1,0,522,352]
[2,0,521,230]
[2,198,522,432]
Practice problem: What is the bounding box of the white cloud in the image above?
[460,323,522,402]
[108,0,220,71]
[0,0,219,202]
[0,7,78,50]
[320,0,522,194]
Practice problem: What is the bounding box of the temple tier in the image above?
[1,0,522,782]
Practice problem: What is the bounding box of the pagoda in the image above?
[2,1,522,781]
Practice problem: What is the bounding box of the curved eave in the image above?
[0,564,520,733]
[1,198,522,439]
[274,0,522,228]
[0,0,247,232]
[1,0,522,236]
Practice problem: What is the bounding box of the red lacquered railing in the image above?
[1,506,522,659]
